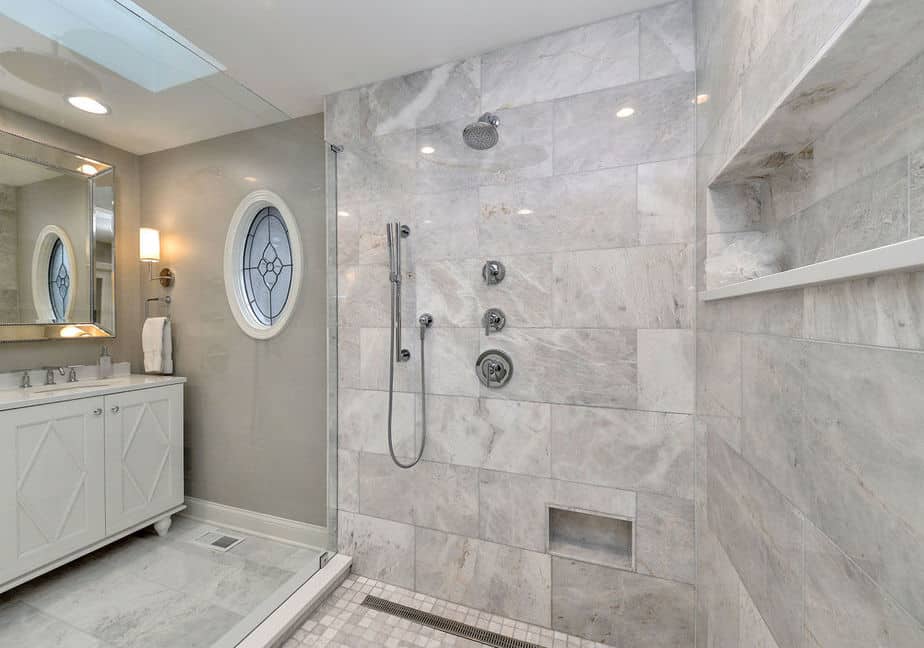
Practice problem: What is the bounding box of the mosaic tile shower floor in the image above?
[289,574,610,648]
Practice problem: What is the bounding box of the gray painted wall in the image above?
[139,115,328,527]
[329,1,697,643]
[0,107,142,372]
[695,1,924,647]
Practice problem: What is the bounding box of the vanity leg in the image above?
[153,516,173,537]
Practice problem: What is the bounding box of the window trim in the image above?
[224,190,302,340]
[32,225,76,323]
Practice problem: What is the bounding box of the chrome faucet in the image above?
[20,370,31,389]
[66,366,79,383]
[44,366,65,386]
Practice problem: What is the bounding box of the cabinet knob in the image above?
[111,406,120,414]
[93,408,103,416]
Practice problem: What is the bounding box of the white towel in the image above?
[142,317,173,374]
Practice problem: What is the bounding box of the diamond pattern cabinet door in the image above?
[104,385,183,535]
[0,397,106,587]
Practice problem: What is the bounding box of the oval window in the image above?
[224,190,302,339]
[31,225,76,323]
[47,237,70,321]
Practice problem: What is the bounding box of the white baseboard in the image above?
[182,497,329,549]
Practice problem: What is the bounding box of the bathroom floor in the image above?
[0,516,323,648]
[290,574,609,648]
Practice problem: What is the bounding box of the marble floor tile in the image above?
[0,516,324,648]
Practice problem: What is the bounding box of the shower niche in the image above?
[547,506,634,571]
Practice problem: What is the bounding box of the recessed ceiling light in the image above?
[517,208,534,215]
[67,96,110,115]
[78,164,97,175]
[243,176,257,182]
[694,94,710,105]
[420,146,435,155]
[616,107,635,119]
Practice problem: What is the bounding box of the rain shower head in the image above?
[462,113,500,150]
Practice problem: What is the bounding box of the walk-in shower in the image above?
[385,222,432,468]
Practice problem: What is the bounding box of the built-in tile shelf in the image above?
[703,236,924,301]
[710,1,924,185]
[547,506,633,571]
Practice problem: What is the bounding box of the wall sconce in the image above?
[139,227,175,287]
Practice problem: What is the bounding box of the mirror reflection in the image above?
[0,135,114,336]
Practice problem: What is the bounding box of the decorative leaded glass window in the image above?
[225,191,302,339]
[47,237,70,322]
[242,206,293,326]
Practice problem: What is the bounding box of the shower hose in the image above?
[386,298,428,469]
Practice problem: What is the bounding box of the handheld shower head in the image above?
[462,113,500,150]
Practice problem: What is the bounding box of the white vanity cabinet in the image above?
[0,378,185,593]
[104,385,183,535]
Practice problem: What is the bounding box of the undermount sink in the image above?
[29,379,120,394]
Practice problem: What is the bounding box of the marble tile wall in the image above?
[328,2,696,645]
[696,2,924,647]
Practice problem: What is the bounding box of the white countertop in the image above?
[0,374,186,412]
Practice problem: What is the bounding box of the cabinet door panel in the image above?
[104,385,183,534]
[0,397,106,585]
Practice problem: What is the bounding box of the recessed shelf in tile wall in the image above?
[547,506,633,571]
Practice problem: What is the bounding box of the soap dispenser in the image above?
[98,345,113,379]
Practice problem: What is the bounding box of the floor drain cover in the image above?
[193,531,244,552]
[361,594,542,648]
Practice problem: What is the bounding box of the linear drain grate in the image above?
[361,595,543,648]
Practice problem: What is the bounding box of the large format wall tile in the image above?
[481,13,640,111]
[552,244,693,329]
[336,131,416,205]
[707,435,804,648]
[416,528,551,627]
[413,189,480,262]
[738,582,781,648]
[478,470,635,553]
[804,522,924,648]
[742,335,924,625]
[416,102,554,194]
[637,329,695,413]
[480,328,637,408]
[552,405,694,498]
[640,0,695,80]
[638,157,695,245]
[696,525,740,648]
[554,73,695,174]
[338,511,415,589]
[803,271,924,350]
[696,330,741,417]
[364,58,481,136]
[359,454,479,537]
[479,167,638,255]
[339,388,414,455]
[552,557,694,646]
[421,396,551,476]
[635,492,695,584]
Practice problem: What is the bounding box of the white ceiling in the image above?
[137,0,667,117]
[0,1,666,154]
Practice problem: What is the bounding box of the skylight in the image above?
[0,0,226,93]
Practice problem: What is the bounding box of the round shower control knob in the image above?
[476,350,514,388]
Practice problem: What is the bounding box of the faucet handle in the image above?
[20,370,31,389]
[66,366,79,383]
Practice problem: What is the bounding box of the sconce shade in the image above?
[139,227,161,262]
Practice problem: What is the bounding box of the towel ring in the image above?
[145,295,172,319]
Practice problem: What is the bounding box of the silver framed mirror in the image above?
[0,129,115,342]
